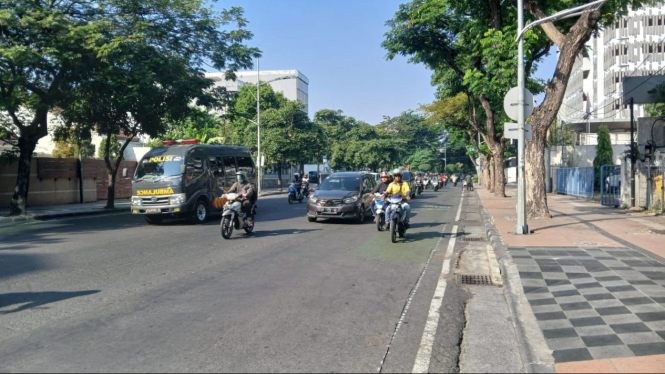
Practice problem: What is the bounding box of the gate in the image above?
[556,167,594,199]
[600,165,621,207]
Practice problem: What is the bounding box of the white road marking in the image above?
[412,224,458,373]
[376,224,448,373]
[455,192,464,221]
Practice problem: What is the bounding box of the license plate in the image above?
[323,208,338,214]
[145,208,161,214]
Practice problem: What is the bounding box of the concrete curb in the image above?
[478,206,555,373]
[0,208,130,228]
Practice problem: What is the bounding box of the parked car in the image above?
[306,172,375,223]
[402,170,416,198]
[368,172,380,184]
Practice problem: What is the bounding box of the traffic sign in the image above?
[503,87,534,121]
[504,122,532,141]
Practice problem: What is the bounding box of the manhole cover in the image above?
[461,237,487,242]
[457,274,494,286]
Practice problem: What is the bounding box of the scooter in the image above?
[415,179,423,195]
[423,178,431,190]
[374,193,388,231]
[220,193,254,239]
[288,182,304,204]
[385,195,408,243]
[301,181,310,198]
[434,180,439,192]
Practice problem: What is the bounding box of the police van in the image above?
[131,139,257,224]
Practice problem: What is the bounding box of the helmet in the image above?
[235,171,247,178]
[392,168,403,177]
[380,171,390,178]
[294,173,300,177]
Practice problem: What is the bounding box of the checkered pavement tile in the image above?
[509,246,665,363]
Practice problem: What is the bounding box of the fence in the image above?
[556,167,595,199]
[600,165,622,207]
[639,163,665,212]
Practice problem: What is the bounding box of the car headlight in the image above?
[131,197,142,206]
[343,196,359,204]
[169,194,186,205]
[310,196,318,203]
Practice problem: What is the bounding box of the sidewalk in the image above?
[0,187,288,228]
[478,184,665,373]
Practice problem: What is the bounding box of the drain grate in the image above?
[457,274,494,286]
[460,237,487,242]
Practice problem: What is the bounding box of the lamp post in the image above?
[251,58,297,195]
[514,0,606,235]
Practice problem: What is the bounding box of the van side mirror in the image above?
[180,164,186,174]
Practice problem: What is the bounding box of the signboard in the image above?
[504,122,532,141]
[503,87,535,121]
[623,75,665,104]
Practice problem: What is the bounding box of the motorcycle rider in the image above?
[382,169,412,228]
[227,171,254,226]
[301,173,310,196]
[371,171,392,220]
[465,173,473,191]
[438,173,444,188]
[293,172,303,197]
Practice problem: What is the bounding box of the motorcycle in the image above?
[301,180,310,198]
[415,179,423,195]
[220,193,254,239]
[288,182,304,204]
[434,179,439,192]
[453,178,458,187]
[466,180,474,191]
[374,193,388,231]
[385,195,408,243]
[423,178,430,190]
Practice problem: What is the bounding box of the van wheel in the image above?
[145,215,163,225]
[190,199,209,224]
[308,216,317,223]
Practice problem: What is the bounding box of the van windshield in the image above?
[318,177,360,191]
[134,155,184,182]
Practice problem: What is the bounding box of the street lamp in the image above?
[513,0,606,235]
[252,57,298,195]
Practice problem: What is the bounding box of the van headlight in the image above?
[343,196,358,204]
[169,194,186,205]
[131,197,142,206]
[310,196,318,203]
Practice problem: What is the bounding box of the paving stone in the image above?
[636,312,665,322]
[545,337,585,351]
[618,332,665,345]
[552,348,593,363]
[628,342,665,356]
[542,328,579,339]
[584,293,616,301]
[626,303,665,314]
[589,299,624,308]
[560,302,593,311]
[570,317,606,327]
[620,297,657,305]
[596,306,632,316]
[588,345,635,360]
[535,312,567,321]
[575,325,616,337]
[528,298,558,307]
[610,322,653,334]
[581,334,624,347]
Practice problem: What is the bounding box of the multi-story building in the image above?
[560,3,665,144]
[205,69,310,114]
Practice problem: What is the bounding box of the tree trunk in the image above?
[489,157,495,193]
[9,137,37,216]
[277,163,283,191]
[525,126,552,218]
[524,8,602,218]
[492,148,506,197]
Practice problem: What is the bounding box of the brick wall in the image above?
[81,159,137,200]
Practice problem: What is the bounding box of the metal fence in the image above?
[600,165,622,207]
[641,163,665,213]
[556,167,595,199]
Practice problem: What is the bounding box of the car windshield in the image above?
[318,177,361,191]
[134,155,184,182]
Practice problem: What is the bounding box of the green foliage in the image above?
[645,83,665,118]
[51,125,95,158]
[406,149,439,172]
[98,134,121,160]
[593,125,614,191]
[149,107,225,146]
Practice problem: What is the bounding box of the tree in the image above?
[645,83,665,118]
[383,0,550,199]
[1,0,104,215]
[406,149,439,172]
[593,125,613,191]
[56,0,259,209]
[52,125,95,158]
[98,134,121,160]
[522,0,641,218]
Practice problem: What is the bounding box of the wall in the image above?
[0,158,137,208]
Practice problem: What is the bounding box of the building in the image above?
[205,69,310,114]
[560,3,665,145]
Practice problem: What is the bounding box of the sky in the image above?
[210,0,558,125]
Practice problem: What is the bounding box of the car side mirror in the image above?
[363,187,371,194]
[180,164,186,174]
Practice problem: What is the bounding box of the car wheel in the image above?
[308,216,317,223]
[356,205,365,224]
[145,215,163,225]
[190,199,209,224]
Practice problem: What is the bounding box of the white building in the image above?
[560,3,665,144]
[205,69,310,114]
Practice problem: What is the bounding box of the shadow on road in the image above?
[0,290,100,314]
[247,228,322,237]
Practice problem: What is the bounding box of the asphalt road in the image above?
[0,186,468,372]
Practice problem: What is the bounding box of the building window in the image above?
[649,44,653,53]
[623,19,628,28]
[648,17,653,26]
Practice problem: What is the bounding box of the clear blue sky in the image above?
[212,0,558,125]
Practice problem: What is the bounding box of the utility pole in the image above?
[257,58,261,196]
[515,0,528,235]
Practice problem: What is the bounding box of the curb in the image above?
[478,205,555,373]
[0,208,130,228]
